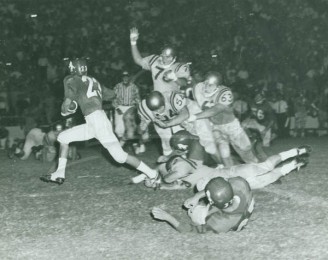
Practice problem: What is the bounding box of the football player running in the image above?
[130,27,190,162]
[152,176,255,233]
[190,71,258,167]
[40,58,158,184]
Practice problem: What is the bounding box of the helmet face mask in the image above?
[204,72,222,98]
[69,59,88,76]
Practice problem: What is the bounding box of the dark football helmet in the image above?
[170,130,194,152]
[205,177,234,209]
[146,91,165,111]
[68,58,88,76]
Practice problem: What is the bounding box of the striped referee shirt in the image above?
[112,82,141,107]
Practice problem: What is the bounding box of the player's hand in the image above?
[130,27,139,44]
[163,70,178,82]
[153,119,168,128]
[184,196,199,209]
[152,207,171,221]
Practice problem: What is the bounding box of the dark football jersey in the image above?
[249,101,274,126]
[63,75,102,116]
[205,177,254,233]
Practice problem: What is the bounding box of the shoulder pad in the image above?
[148,55,160,67]
[214,86,234,105]
[138,99,153,121]
[174,63,190,73]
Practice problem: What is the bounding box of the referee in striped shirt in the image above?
[112,71,141,143]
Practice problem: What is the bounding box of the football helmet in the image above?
[146,91,165,111]
[203,71,223,98]
[169,130,194,152]
[205,177,234,209]
[68,58,88,76]
[159,46,176,68]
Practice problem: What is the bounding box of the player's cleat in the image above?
[40,173,65,185]
[297,145,312,156]
[144,173,161,189]
[295,156,309,171]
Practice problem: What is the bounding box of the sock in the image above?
[137,162,157,179]
[279,149,298,161]
[280,160,297,176]
[54,158,67,178]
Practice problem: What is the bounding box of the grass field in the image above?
[1,137,328,260]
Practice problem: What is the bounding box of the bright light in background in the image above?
[30,14,38,18]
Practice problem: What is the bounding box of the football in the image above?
[68,100,78,112]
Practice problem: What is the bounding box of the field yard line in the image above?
[263,187,328,208]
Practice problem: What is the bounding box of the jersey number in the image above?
[154,66,165,80]
[218,90,233,105]
[82,76,102,98]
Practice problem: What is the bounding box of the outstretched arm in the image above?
[154,107,189,128]
[130,28,143,67]
[189,103,226,121]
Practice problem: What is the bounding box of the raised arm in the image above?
[130,28,143,67]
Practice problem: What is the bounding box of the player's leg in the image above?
[40,123,93,184]
[230,121,259,164]
[95,111,157,182]
[212,129,233,167]
[153,124,174,163]
[114,106,125,143]
[246,157,309,189]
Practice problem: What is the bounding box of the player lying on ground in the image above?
[8,125,63,162]
[152,176,255,233]
[40,58,158,185]
[149,144,311,190]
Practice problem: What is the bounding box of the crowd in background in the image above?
[0,0,328,137]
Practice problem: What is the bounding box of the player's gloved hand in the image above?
[163,70,178,82]
[130,27,139,45]
[184,196,200,209]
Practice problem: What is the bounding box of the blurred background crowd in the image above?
[0,0,327,139]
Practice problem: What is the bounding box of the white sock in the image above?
[280,160,297,176]
[279,149,298,161]
[54,158,67,178]
[137,162,157,179]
